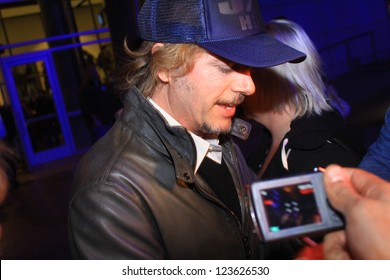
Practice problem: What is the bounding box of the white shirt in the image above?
[148,98,222,173]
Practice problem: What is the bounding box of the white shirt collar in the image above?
[148,98,222,173]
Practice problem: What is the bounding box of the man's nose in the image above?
[235,68,255,96]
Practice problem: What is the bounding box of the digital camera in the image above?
[248,172,344,242]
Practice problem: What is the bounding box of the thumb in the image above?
[323,165,359,214]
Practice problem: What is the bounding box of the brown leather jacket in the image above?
[68,87,261,259]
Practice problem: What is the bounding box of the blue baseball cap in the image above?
[138,0,306,67]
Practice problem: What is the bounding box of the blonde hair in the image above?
[116,41,203,97]
[254,19,332,118]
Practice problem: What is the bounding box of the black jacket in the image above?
[237,110,365,180]
[69,87,261,259]
[262,110,365,179]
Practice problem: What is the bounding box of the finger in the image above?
[348,168,390,201]
[323,231,351,260]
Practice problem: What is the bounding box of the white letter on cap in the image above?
[218,0,244,15]
[239,15,253,31]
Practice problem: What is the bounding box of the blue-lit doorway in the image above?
[1,50,74,169]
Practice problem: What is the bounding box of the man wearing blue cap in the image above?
[69,0,305,259]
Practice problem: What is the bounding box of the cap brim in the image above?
[198,33,306,67]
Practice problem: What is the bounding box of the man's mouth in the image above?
[216,102,238,117]
[221,103,236,110]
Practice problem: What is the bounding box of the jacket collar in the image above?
[120,87,197,183]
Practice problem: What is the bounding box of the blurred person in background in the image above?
[239,18,365,180]
[359,107,390,181]
[0,139,18,245]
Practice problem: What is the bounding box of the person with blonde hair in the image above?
[241,18,365,180]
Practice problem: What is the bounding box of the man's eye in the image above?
[218,66,233,74]
[232,64,251,73]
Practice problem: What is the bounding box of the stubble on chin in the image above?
[199,121,233,138]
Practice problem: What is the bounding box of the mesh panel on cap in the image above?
[138,0,206,43]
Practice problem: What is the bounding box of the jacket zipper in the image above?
[193,178,251,258]
[225,142,252,258]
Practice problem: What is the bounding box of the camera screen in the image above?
[260,182,322,232]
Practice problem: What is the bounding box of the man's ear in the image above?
[152,43,169,83]
[151,42,164,54]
